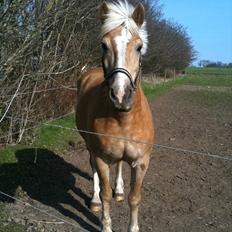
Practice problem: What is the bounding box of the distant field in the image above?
[143,75,232,100]
[186,67,232,76]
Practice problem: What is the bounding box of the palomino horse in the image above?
[76,1,154,231]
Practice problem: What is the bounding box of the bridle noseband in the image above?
[104,56,142,91]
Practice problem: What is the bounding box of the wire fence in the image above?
[1,80,232,231]
[0,81,232,161]
[1,113,231,162]
[0,111,74,141]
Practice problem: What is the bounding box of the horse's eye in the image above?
[101,42,108,52]
[136,44,143,53]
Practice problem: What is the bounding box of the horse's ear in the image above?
[132,3,145,27]
[100,1,109,23]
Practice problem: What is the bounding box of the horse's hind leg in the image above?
[114,160,124,202]
[89,153,102,212]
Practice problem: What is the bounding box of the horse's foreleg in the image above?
[95,156,113,232]
[115,160,124,202]
[128,157,149,232]
[90,154,101,212]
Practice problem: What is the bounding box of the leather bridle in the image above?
[104,56,142,91]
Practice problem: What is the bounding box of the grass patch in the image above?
[142,75,232,100]
[186,67,232,76]
[0,114,77,164]
[142,78,186,100]
[183,76,232,87]
[34,113,78,149]
[0,145,26,164]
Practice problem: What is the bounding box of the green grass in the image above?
[0,114,78,164]
[182,76,232,87]
[142,77,186,100]
[142,75,232,100]
[186,67,232,76]
[0,145,25,163]
[34,113,77,149]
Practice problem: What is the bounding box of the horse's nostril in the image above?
[109,88,117,102]
[128,87,133,99]
[125,87,133,101]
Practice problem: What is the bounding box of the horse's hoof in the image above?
[90,202,102,212]
[115,193,124,202]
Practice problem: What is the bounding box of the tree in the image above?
[0,0,102,143]
[139,1,196,74]
[0,0,197,143]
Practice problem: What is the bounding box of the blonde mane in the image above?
[101,1,148,54]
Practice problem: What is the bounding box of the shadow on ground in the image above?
[0,148,100,231]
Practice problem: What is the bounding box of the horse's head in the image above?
[100,1,148,111]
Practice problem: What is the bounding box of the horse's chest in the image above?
[90,115,150,161]
[95,135,142,161]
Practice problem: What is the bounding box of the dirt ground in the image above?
[1,85,232,232]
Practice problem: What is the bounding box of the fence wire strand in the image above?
[42,123,232,162]
[2,114,232,162]
[0,112,74,140]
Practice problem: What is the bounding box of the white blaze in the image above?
[113,26,132,103]
[114,26,132,67]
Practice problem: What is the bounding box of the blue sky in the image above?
[160,0,232,65]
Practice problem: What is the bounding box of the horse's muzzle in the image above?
[109,86,134,112]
